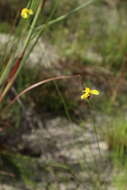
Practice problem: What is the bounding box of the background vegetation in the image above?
[0,0,127,189]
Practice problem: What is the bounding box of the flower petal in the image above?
[91,89,100,95]
[81,93,89,99]
[28,9,34,15]
[84,88,91,93]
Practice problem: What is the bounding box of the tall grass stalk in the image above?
[81,99,107,189]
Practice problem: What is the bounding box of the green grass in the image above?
[105,116,127,153]
[104,116,127,189]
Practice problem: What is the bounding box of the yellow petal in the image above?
[91,89,100,95]
[22,8,28,13]
[81,93,89,99]
[83,88,90,93]
[28,9,33,15]
[22,13,29,19]
[21,9,28,18]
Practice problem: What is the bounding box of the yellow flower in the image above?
[81,87,100,100]
[21,8,33,19]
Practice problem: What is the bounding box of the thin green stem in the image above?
[23,0,43,51]
[87,100,108,190]
[34,0,96,35]
[53,81,72,121]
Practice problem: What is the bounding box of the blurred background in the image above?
[0,0,127,189]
